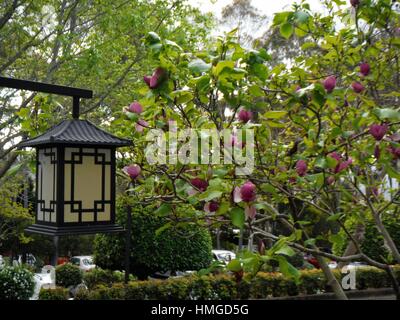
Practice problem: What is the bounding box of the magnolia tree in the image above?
[115,0,400,299]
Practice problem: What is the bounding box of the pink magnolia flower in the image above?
[352,81,364,93]
[233,187,242,203]
[190,178,208,192]
[369,124,388,141]
[323,76,336,93]
[296,160,308,177]
[388,146,400,159]
[245,204,256,220]
[360,62,370,76]
[328,152,342,162]
[335,158,353,173]
[129,101,143,114]
[123,165,141,179]
[240,181,256,202]
[144,67,167,89]
[204,201,219,213]
[135,119,149,133]
[328,152,353,173]
[237,109,253,123]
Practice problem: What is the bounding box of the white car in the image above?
[212,250,236,264]
[70,256,96,272]
[0,255,4,268]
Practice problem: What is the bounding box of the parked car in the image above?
[0,255,4,268]
[70,256,96,271]
[212,250,236,264]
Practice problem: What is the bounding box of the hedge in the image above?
[93,204,213,279]
[39,265,400,300]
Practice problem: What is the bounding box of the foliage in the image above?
[116,0,400,297]
[333,213,400,263]
[83,268,135,290]
[73,265,400,300]
[93,203,213,278]
[55,263,83,288]
[0,266,35,300]
[38,287,69,300]
[0,177,33,251]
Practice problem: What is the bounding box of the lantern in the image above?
[19,119,131,235]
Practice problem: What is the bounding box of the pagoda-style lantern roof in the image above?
[19,119,131,148]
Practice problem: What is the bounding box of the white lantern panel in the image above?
[37,148,57,223]
[64,147,111,223]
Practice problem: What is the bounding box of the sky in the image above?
[189,0,323,18]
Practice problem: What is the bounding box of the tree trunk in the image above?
[316,255,348,300]
[373,213,400,263]
[338,223,365,269]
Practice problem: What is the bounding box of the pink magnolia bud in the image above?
[204,201,219,213]
[388,146,400,159]
[371,187,379,197]
[323,76,336,93]
[360,62,370,76]
[295,160,308,177]
[240,181,256,202]
[326,176,335,185]
[123,165,141,179]
[374,145,381,160]
[289,177,297,184]
[129,101,143,114]
[135,119,148,133]
[369,124,388,141]
[335,158,353,173]
[328,152,342,162]
[350,0,360,7]
[258,239,266,255]
[149,67,166,89]
[143,75,151,86]
[237,109,253,123]
[190,178,208,192]
[352,81,364,93]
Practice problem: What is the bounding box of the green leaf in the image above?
[188,59,211,73]
[275,244,296,257]
[385,165,400,180]
[373,108,400,121]
[280,23,294,39]
[146,32,161,44]
[294,11,310,23]
[230,207,245,229]
[171,90,193,104]
[154,203,172,216]
[273,11,292,25]
[264,110,287,119]
[275,256,300,282]
[155,222,172,236]
[226,259,242,272]
[198,190,222,202]
[214,61,235,75]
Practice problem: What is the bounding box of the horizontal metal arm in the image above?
[0,76,93,119]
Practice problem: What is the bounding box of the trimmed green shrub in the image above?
[79,265,400,300]
[93,204,213,278]
[83,268,135,290]
[0,266,35,300]
[39,287,69,300]
[55,263,82,287]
